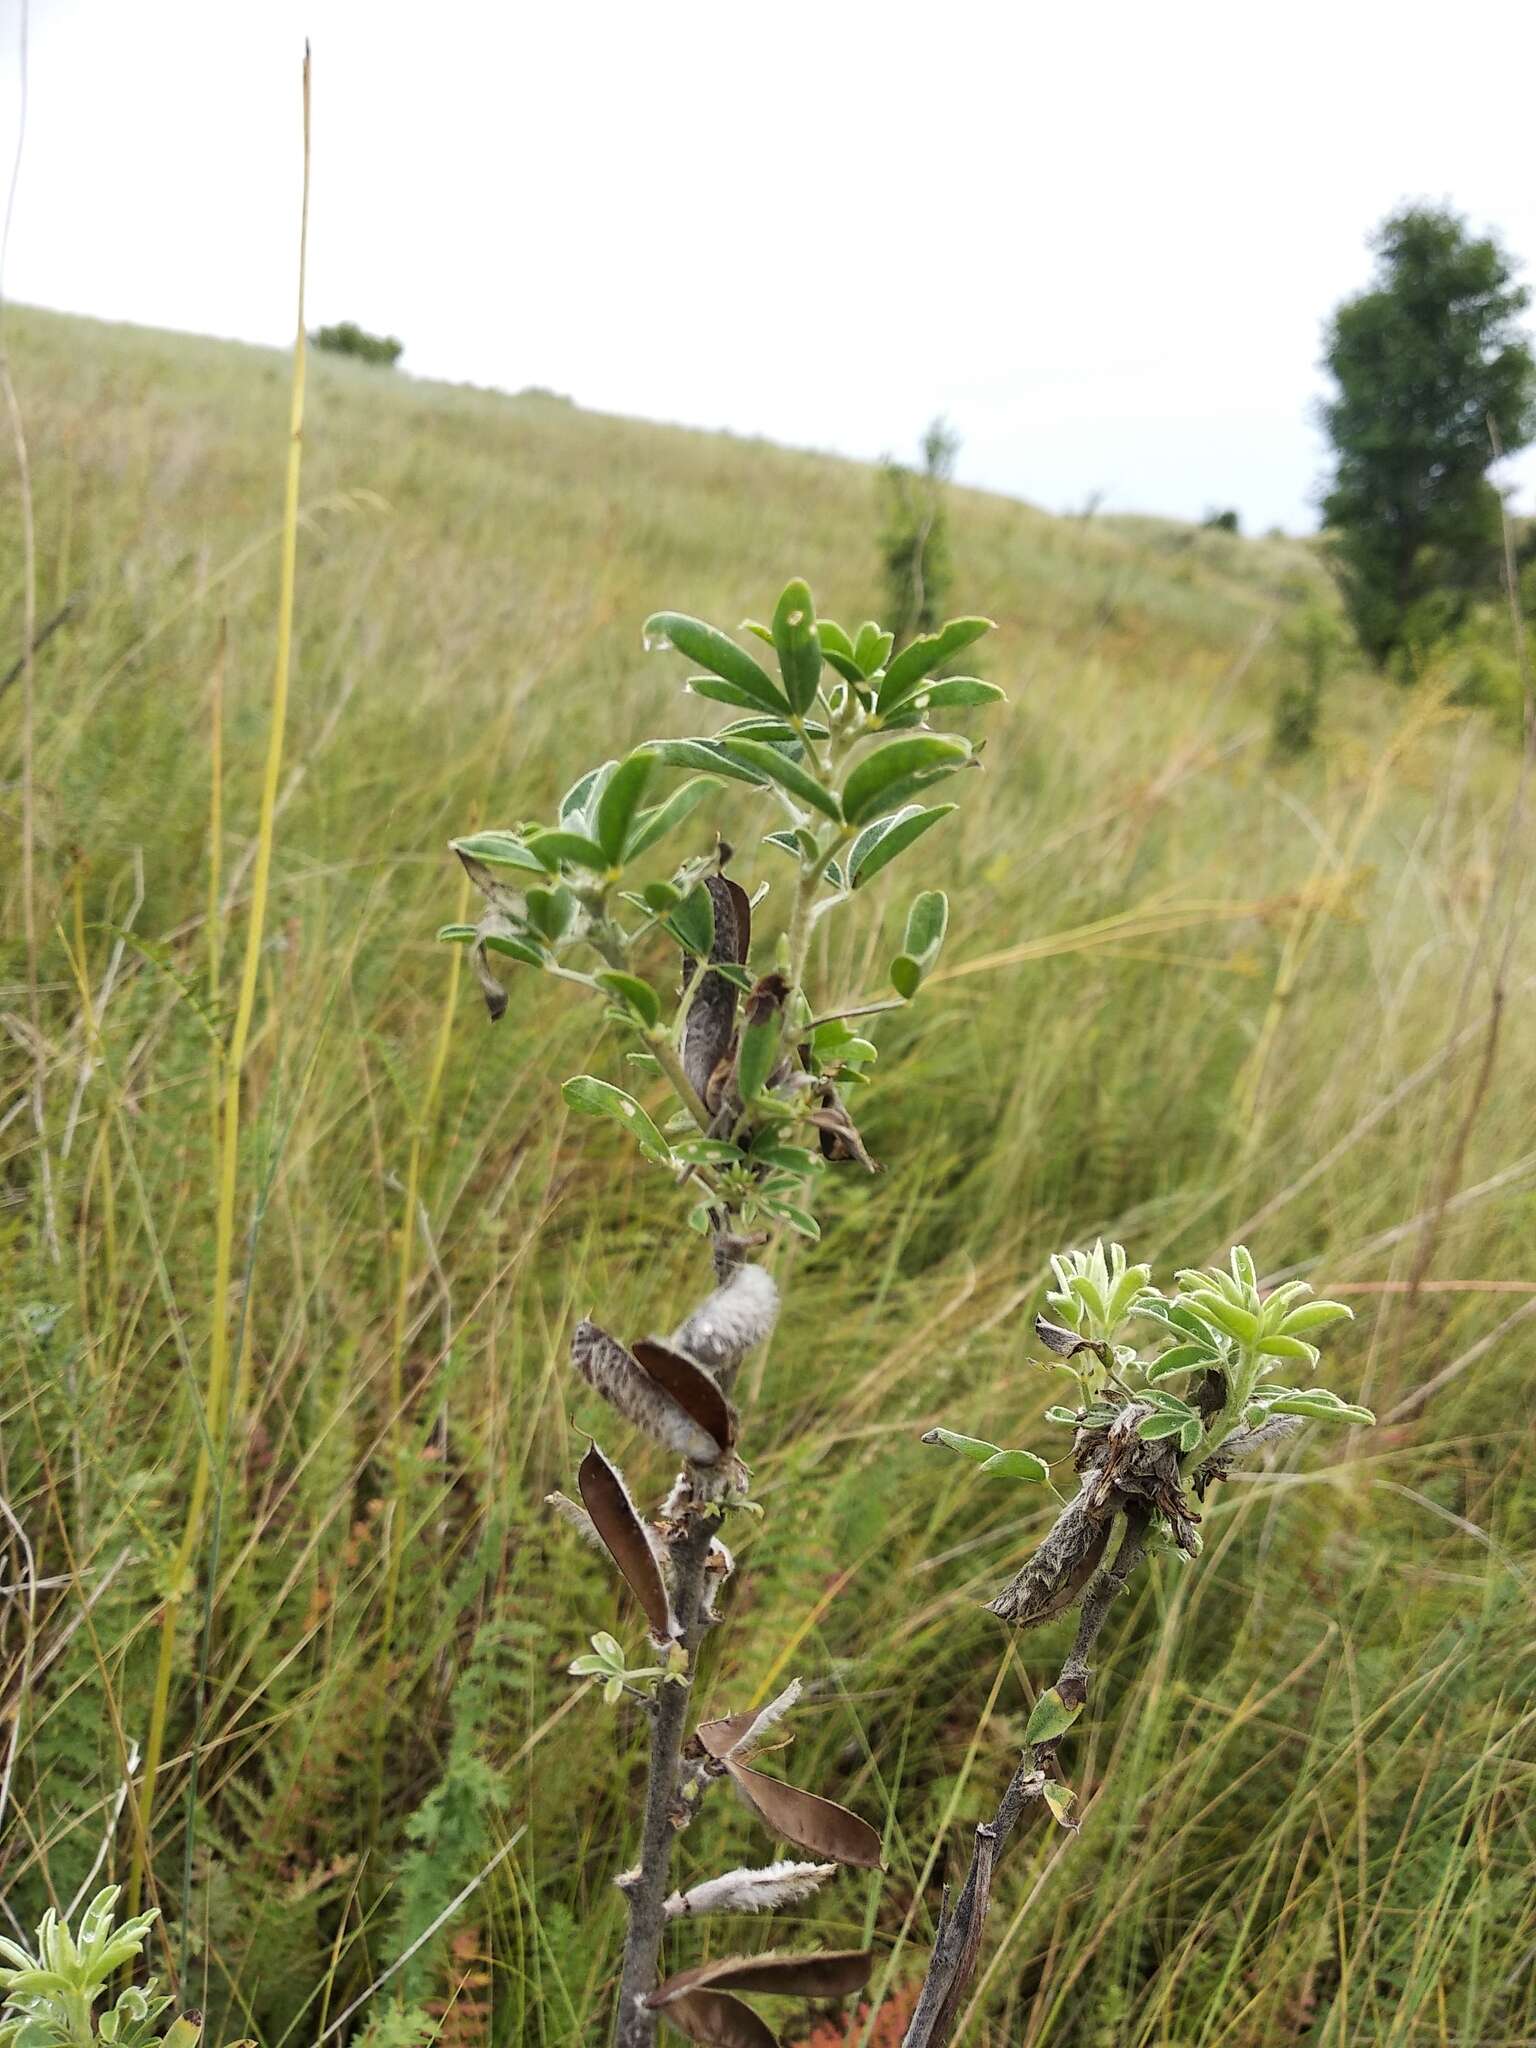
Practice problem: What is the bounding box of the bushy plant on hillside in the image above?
[879,420,959,649]
[440,580,1004,2046]
[902,1242,1370,2043]
[1271,603,1340,756]
[311,321,403,368]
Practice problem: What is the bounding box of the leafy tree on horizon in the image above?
[1321,205,1536,666]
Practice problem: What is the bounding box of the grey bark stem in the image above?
[902,1510,1152,2048]
[614,1510,717,2048]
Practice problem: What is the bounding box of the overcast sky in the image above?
[5,0,1536,533]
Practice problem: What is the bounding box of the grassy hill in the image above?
[2,304,1533,2047]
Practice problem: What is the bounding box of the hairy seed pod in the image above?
[671,1265,780,1373]
[570,1319,721,1464]
[662,1861,837,1918]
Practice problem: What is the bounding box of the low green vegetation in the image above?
[1,305,1532,2047]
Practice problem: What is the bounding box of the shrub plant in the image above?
[441,578,1003,2045]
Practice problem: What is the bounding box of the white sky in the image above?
[5,0,1536,533]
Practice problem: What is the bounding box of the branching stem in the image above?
[902,1510,1152,2048]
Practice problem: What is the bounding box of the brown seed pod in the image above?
[570,1320,721,1464]
[648,1949,874,2004]
[681,872,753,1102]
[721,1762,884,1871]
[630,1339,738,1454]
[576,1443,678,1641]
[986,1492,1112,1629]
[645,1988,773,2048]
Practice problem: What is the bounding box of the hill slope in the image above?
[2,306,1532,2046]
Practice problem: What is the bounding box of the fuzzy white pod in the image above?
[661,1861,837,1918]
[670,1265,780,1372]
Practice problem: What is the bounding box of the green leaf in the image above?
[716,737,841,819]
[672,1138,746,1168]
[451,830,547,874]
[437,923,477,944]
[736,1016,780,1101]
[1067,1273,1108,1325]
[1145,1343,1210,1380]
[877,616,994,713]
[526,828,611,873]
[638,880,682,913]
[853,621,895,678]
[979,1448,1051,1482]
[847,803,955,888]
[920,1426,1004,1465]
[772,578,823,714]
[560,763,614,828]
[1185,1291,1260,1343]
[560,1076,673,1165]
[1266,1392,1374,1423]
[1136,1412,1188,1440]
[904,677,1007,710]
[594,972,662,1028]
[749,1138,825,1175]
[841,735,971,825]
[482,931,548,970]
[817,618,864,684]
[644,736,773,786]
[666,884,716,957]
[643,611,788,713]
[1025,1686,1081,1747]
[1256,1332,1320,1361]
[891,888,949,998]
[758,1197,820,1239]
[762,825,821,863]
[686,674,784,711]
[593,752,655,864]
[1042,1779,1076,1827]
[717,715,829,742]
[525,885,576,941]
[1278,1299,1356,1334]
[623,775,713,862]
[1178,1417,1204,1453]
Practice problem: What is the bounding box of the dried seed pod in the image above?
[645,1988,773,2048]
[577,1443,679,1641]
[986,1491,1112,1629]
[681,873,752,1102]
[663,1861,836,1918]
[696,1679,801,1764]
[544,1491,603,1551]
[807,1084,879,1173]
[670,1265,780,1373]
[721,1761,884,1870]
[570,1320,721,1464]
[648,1950,874,2004]
[630,1338,738,1453]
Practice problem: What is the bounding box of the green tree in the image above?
[1321,206,1536,665]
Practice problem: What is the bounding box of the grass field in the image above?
[2,303,1534,2047]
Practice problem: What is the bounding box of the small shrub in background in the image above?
[1202,507,1240,534]
[311,320,403,368]
[880,418,959,648]
[1271,603,1340,757]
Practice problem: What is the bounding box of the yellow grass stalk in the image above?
[368,859,471,1836]
[127,47,311,1922]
